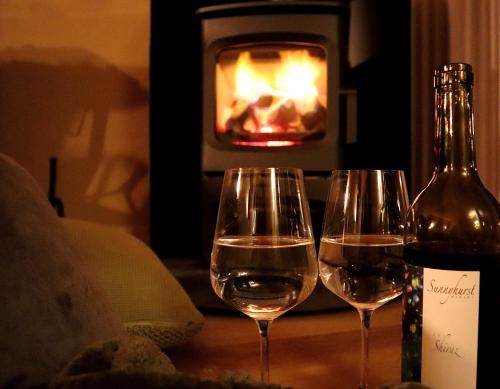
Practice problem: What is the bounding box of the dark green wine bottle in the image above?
[401,63,500,388]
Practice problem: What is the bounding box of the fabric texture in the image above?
[61,218,204,349]
[0,153,124,388]
[52,335,296,389]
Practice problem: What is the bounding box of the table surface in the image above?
[167,301,403,389]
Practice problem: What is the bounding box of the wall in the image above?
[447,0,499,199]
[0,1,151,240]
[412,0,499,199]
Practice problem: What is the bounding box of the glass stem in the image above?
[358,308,374,389]
[256,319,272,384]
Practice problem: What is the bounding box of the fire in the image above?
[233,50,320,104]
[233,52,274,102]
[216,48,327,146]
[276,51,321,108]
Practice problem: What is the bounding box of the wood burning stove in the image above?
[199,1,350,172]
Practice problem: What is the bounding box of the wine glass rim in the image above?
[331,169,405,175]
[224,166,304,174]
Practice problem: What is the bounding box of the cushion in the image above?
[60,218,204,349]
[0,153,124,388]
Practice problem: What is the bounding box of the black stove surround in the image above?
[150,0,410,273]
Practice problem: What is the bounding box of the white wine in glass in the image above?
[318,170,409,389]
[319,234,404,310]
[210,167,318,383]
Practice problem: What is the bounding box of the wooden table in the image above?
[168,301,402,389]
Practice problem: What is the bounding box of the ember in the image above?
[216,47,327,146]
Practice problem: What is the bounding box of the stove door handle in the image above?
[339,89,358,144]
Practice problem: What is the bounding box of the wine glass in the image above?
[210,167,318,384]
[318,170,409,389]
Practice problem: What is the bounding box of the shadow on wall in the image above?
[0,45,149,239]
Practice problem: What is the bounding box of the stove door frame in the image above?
[200,10,349,173]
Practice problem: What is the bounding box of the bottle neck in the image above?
[434,83,477,174]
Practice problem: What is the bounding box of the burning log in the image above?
[224,99,259,135]
[267,99,300,131]
[301,100,326,131]
[224,95,326,137]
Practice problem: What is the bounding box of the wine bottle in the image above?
[401,63,500,388]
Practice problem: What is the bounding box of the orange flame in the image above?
[234,50,321,107]
[216,48,327,146]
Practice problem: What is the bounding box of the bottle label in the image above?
[421,267,480,389]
